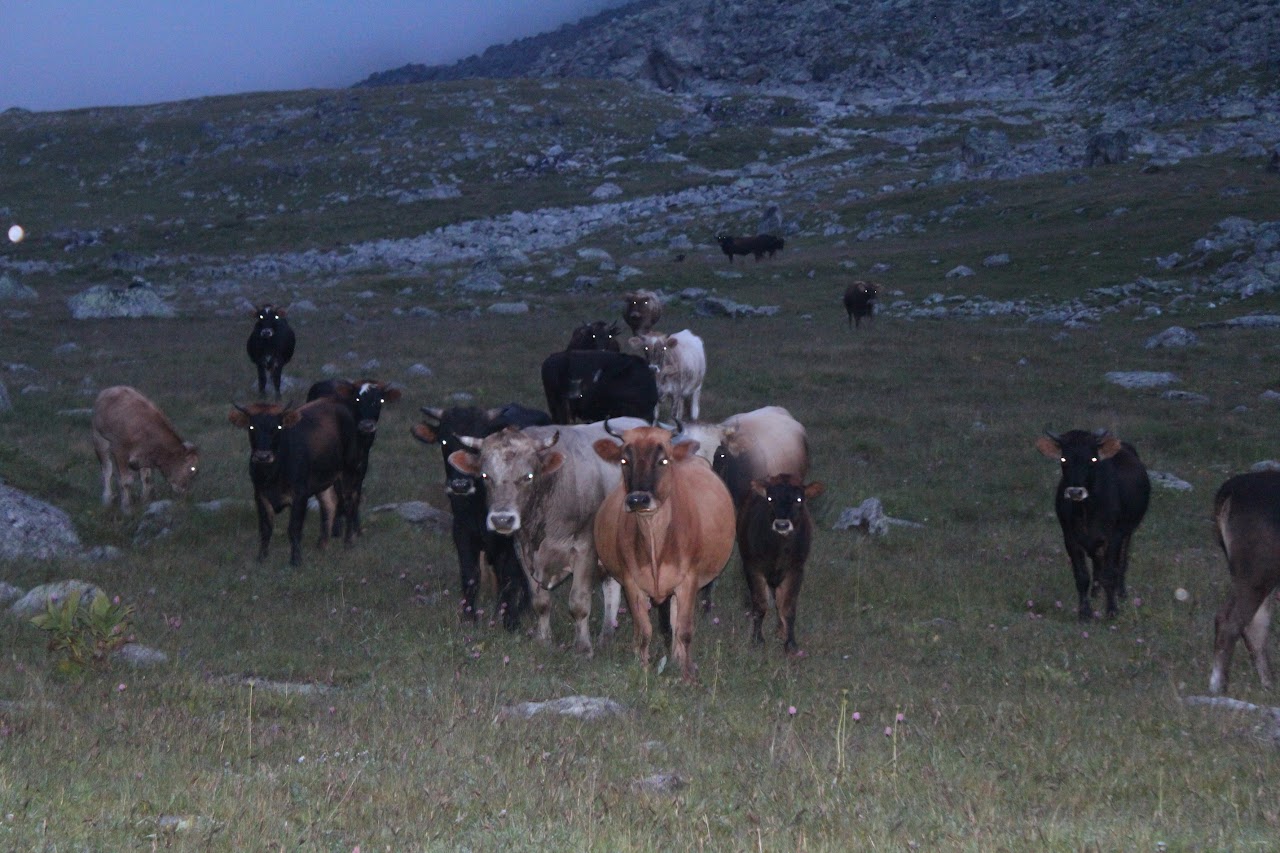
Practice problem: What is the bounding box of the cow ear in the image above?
[282,410,303,428]
[804,481,825,499]
[276,307,287,318]
[411,423,438,444]
[1097,435,1122,459]
[540,450,565,476]
[229,408,250,429]
[671,440,699,461]
[333,383,355,401]
[593,438,623,463]
[447,449,479,475]
[183,441,197,452]
[751,479,768,497]
[628,336,644,350]
[382,387,402,404]
[1034,436,1060,459]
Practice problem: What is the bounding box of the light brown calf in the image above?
[91,385,199,512]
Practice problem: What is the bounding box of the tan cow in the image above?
[593,423,736,681]
[91,385,199,512]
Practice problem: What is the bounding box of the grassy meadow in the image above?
[3,80,1280,850]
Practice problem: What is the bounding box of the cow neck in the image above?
[632,504,672,595]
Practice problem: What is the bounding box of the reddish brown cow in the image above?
[91,385,200,512]
[593,423,736,681]
[622,290,663,336]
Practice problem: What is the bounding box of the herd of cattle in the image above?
[83,287,1280,690]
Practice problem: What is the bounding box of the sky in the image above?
[3,1,629,113]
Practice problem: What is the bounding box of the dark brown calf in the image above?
[622,290,663,336]
[717,234,785,263]
[738,474,824,653]
[1210,471,1280,694]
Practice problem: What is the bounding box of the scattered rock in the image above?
[1104,371,1179,389]
[632,773,687,794]
[1145,326,1198,348]
[0,484,82,561]
[370,501,452,533]
[7,580,104,619]
[1149,471,1193,491]
[945,265,975,279]
[833,498,888,536]
[1160,390,1209,404]
[694,296,779,318]
[496,695,628,722]
[68,282,175,320]
[133,500,174,545]
[0,272,36,300]
[113,643,169,668]
[487,301,530,315]
[982,254,1010,268]
[0,582,22,608]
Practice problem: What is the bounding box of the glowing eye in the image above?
[1059,457,1066,463]
[660,458,669,466]
[1090,457,1098,463]
[480,472,489,480]
[620,458,628,465]
[524,472,534,481]
[767,496,773,502]
[277,424,283,430]
[796,496,803,503]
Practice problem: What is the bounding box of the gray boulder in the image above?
[0,272,36,300]
[1105,371,1179,389]
[497,695,628,721]
[694,297,780,318]
[1145,326,1198,348]
[1085,131,1129,167]
[7,580,104,619]
[0,484,81,560]
[68,282,175,319]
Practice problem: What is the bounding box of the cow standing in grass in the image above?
[306,378,401,538]
[738,474,824,653]
[91,385,200,512]
[630,329,707,422]
[716,234,785,262]
[1209,471,1280,694]
[246,304,296,399]
[1036,429,1150,620]
[843,281,879,329]
[622,290,663,336]
[229,398,358,567]
[565,320,622,352]
[592,422,736,681]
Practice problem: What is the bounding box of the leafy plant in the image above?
[30,589,136,676]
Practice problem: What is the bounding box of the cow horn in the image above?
[542,430,561,449]
[1042,426,1060,442]
[671,417,684,438]
[233,403,250,415]
[604,418,624,439]
[458,435,483,449]
[420,406,443,422]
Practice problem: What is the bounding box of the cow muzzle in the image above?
[357,420,378,434]
[625,492,656,513]
[487,511,520,534]
[251,450,276,465]
[771,519,795,535]
[447,477,476,497]
[1064,486,1089,502]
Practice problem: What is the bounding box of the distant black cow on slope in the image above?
[540,350,658,425]
[717,234,785,263]
[246,304,296,399]
[1036,429,1150,620]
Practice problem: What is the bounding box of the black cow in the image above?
[566,320,621,352]
[842,281,879,329]
[306,378,402,537]
[540,350,658,425]
[1036,429,1151,620]
[412,403,550,628]
[716,234,785,263]
[1209,471,1280,694]
[228,399,359,567]
[738,474,824,653]
[246,304,297,399]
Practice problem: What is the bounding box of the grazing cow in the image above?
[1209,471,1280,694]
[630,330,707,422]
[843,281,879,329]
[412,403,550,628]
[593,423,736,681]
[541,350,658,425]
[622,290,663,336]
[565,320,621,352]
[448,418,647,654]
[306,378,402,537]
[738,474,824,653]
[716,233,785,263]
[91,385,200,512]
[1036,429,1151,620]
[228,398,358,567]
[246,304,296,399]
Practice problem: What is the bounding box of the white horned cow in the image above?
[91,385,200,512]
[680,406,811,507]
[449,418,647,655]
[631,329,706,422]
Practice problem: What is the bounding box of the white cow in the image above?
[631,329,706,422]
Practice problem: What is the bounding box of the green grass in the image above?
[4,77,1280,849]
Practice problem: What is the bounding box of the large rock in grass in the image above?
[0,484,81,561]
[68,281,175,319]
[7,580,104,619]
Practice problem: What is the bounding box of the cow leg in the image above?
[94,437,115,507]
[255,363,268,397]
[316,487,338,549]
[114,450,136,512]
[670,579,699,682]
[1116,533,1135,600]
[287,496,308,566]
[1211,583,1270,693]
[700,577,716,615]
[745,567,770,645]
[455,526,483,620]
[523,555,555,644]
[621,579,654,668]
[1100,536,1128,618]
[568,549,596,657]
[775,570,804,654]
[1242,588,1276,689]
[687,388,701,422]
[492,545,528,631]
[270,362,283,400]
[255,495,275,561]
[1065,539,1093,620]
[599,577,621,645]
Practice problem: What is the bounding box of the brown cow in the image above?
[622,290,663,336]
[91,385,199,512]
[593,423,736,681]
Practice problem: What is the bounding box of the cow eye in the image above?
[660,458,669,466]
[524,472,534,481]
[796,496,803,503]
[480,472,489,480]
[1090,456,1098,463]
[620,458,628,466]
[1058,457,1066,464]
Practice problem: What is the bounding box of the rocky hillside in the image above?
[358,0,1277,118]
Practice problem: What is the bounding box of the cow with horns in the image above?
[592,420,736,681]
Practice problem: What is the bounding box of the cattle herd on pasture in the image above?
[82,279,1280,692]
